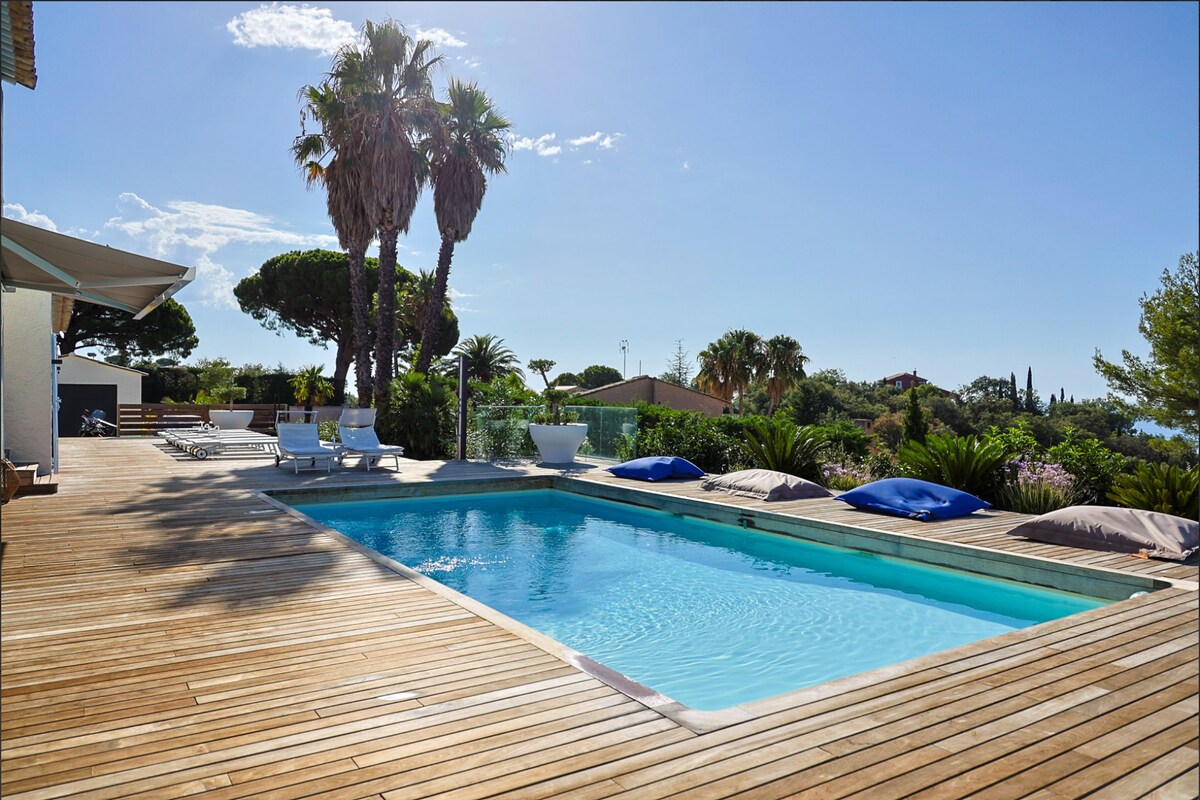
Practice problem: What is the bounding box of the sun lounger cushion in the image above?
[607,456,705,482]
[1005,506,1199,562]
[834,477,989,521]
[701,469,831,501]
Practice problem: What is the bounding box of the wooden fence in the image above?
[117,404,286,437]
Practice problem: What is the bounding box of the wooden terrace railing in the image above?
[116,403,286,436]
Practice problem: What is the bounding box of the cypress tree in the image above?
[1024,367,1036,413]
[1060,387,1065,403]
[902,388,928,445]
[1009,372,1019,410]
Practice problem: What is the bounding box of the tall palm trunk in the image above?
[415,235,455,374]
[374,228,400,407]
[332,335,353,406]
[347,244,373,407]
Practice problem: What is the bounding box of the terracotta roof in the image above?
[1,1,37,89]
[576,374,726,403]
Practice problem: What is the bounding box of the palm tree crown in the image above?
[452,334,524,384]
[760,334,809,414]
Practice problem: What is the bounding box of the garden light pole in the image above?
[619,340,628,379]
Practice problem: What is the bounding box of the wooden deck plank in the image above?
[2,438,1196,800]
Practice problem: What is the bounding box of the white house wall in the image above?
[1,287,55,472]
[58,355,143,405]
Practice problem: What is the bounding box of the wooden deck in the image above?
[2,437,1196,800]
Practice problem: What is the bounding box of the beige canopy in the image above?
[1,217,195,319]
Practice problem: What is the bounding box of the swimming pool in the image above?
[291,487,1112,712]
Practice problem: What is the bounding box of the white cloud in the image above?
[568,131,603,147]
[412,26,467,48]
[3,202,58,231]
[447,287,472,300]
[191,254,240,310]
[105,192,338,309]
[598,133,625,150]
[455,55,482,69]
[567,131,625,151]
[510,132,561,157]
[227,4,356,55]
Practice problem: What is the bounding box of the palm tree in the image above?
[696,338,735,405]
[415,78,511,374]
[395,269,456,375]
[724,329,764,413]
[293,82,375,407]
[330,20,441,405]
[452,334,523,383]
[760,334,809,414]
[291,365,335,411]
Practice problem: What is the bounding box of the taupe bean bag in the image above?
[701,469,832,502]
[1005,506,1198,562]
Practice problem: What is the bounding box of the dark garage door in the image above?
[59,384,117,437]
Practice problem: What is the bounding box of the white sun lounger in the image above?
[337,424,404,471]
[275,423,340,473]
[169,429,278,460]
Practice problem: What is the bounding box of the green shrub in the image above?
[636,413,742,473]
[317,418,340,443]
[864,451,899,480]
[1047,428,1126,503]
[377,371,456,459]
[739,418,828,483]
[806,419,872,460]
[897,434,1012,501]
[614,433,637,462]
[984,421,1042,460]
[467,409,536,460]
[1107,463,1199,518]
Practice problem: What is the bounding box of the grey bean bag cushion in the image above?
[1005,506,1199,562]
[701,469,832,502]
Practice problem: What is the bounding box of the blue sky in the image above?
[4,2,1197,403]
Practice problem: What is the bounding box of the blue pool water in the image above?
[295,489,1109,711]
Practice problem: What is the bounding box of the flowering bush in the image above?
[997,457,1080,514]
[1003,458,1075,490]
[821,462,871,491]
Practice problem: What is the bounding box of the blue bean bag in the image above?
[606,456,706,482]
[834,477,990,521]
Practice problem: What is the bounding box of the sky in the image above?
[3,1,1197,403]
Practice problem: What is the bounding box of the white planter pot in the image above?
[209,409,254,430]
[528,423,588,464]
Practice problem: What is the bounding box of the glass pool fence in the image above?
[468,405,637,462]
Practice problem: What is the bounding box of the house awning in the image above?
[1,218,195,319]
[1,1,37,90]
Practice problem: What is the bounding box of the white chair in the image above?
[275,423,340,473]
[339,407,377,427]
[337,424,404,471]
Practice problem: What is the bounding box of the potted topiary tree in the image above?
[209,385,251,429]
[526,358,588,463]
[198,358,253,430]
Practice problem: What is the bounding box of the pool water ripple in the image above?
[298,489,1108,711]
